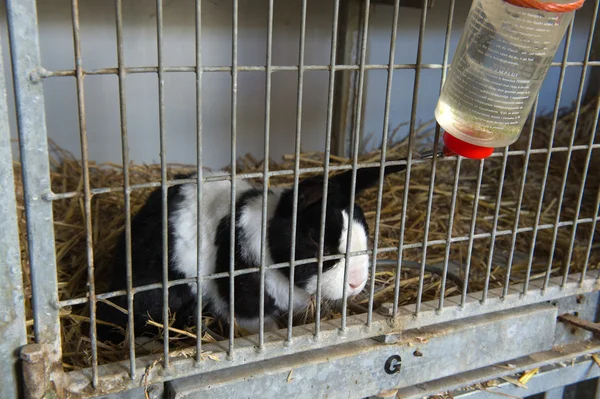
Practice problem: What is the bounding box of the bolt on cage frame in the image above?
[1,0,600,397]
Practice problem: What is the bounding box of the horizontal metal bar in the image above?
[39,60,600,78]
[397,341,600,399]
[64,273,599,397]
[166,303,557,399]
[42,143,600,201]
[57,214,600,308]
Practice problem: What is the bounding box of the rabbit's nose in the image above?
[348,272,366,290]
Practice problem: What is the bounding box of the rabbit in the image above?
[95,161,411,344]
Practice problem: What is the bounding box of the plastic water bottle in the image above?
[435,0,584,159]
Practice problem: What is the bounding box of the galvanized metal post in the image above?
[6,0,63,395]
[0,27,28,399]
[331,0,437,157]
[331,0,363,157]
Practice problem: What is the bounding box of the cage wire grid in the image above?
[4,0,600,396]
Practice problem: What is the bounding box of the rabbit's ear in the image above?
[329,162,407,199]
[277,161,407,218]
[296,175,339,212]
[276,174,339,218]
[173,172,195,181]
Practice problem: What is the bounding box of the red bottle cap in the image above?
[442,131,494,160]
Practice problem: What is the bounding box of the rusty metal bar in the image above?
[70,0,100,386]
[558,313,600,336]
[114,0,137,378]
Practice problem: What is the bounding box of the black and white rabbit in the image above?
[96,162,410,343]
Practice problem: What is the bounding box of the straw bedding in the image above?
[13,98,599,370]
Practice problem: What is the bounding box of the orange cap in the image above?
[442,131,494,159]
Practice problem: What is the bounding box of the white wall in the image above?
[2,0,596,169]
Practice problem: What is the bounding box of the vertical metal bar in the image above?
[367,0,400,327]
[554,0,599,287]
[0,27,27,399]
[395,0,428,317]
[567,98,599,285]
[315,0,341,337]
[114,0,137,378]
[588,180,600,282]
[461,159,485,307]
[71,0,99,386]
[287,0,307,343]
[341,0,370,332]
[506,97,537,298]
[416,0,452,314]
[438,0,455,109]
[481,147,508,303]
[155,0,170,367]
[229,0,239,356]
[438,157,462,311]
[587,133,600,283]
[194,0,204,362]
[7,0,62,355]
[437,0,457,312]
[258,0,274,349]
[586,19,600,101]
[524,22,574,291]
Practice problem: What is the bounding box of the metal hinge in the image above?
[21,344,64,399]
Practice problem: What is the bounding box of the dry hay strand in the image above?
[14,98,600,370]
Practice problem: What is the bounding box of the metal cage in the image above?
[1,0,600,398]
